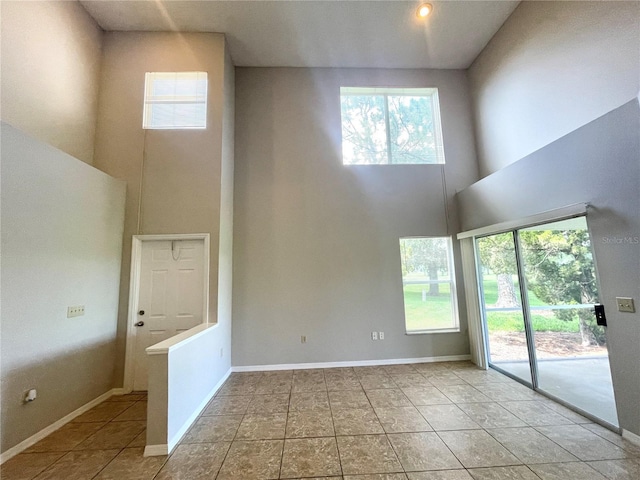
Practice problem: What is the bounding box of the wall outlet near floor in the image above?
[616,297,635,313]
[301,335,307,344]
[379,331,385,340]
[220,348,224,358]
[371,331,378,341]
[67,305,85,318]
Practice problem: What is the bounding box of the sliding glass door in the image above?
[476,217,618,426]
[477,232,533,385]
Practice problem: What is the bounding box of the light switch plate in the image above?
[616,297,635,313]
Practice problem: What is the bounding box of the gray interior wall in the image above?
[0,1,103,165]
[93,33,232,386]
[0,124,126,452]
[457,100,640,436]
[233,68,479,366]
[469,1,640,177]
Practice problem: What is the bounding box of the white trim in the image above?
[460,237,487,369]
[111,388,127,396]
[143,444,169,457]
[144,368,232,457]
[0,389,117,464]
[123,237,143,392]
[124,233,210,392]
[231,354,471,372]
[405,329,461,335]
[622,429,640,447]
[457,203,588,239]
[146,323,218,356]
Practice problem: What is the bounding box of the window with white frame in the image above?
[143,72,208,129]
[340,87,445,165]
[399,237,459,333]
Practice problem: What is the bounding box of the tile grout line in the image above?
[275,385,290,480]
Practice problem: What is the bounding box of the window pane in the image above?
[388,95,441,164]
[149,103,175,127]
[340,94,387,164]
[143,72,207,129]
[399,237,458,332]
[147,103,206,129]
[339,87,445,165]
[403,283,453,332]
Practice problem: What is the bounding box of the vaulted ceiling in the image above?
[80,0,520,69]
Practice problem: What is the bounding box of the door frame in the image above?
[123,233,210,393]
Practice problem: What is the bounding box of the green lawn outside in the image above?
[485,312,580,333]
[403,283,453,331]
[481,275,579,333]
[402,275,580,334]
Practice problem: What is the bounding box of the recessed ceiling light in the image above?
[416,3,433,18]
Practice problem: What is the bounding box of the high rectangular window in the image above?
[340,87,445,165]
[399,237,459,333]
[143,72,208,129]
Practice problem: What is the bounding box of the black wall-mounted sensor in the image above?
[595,304,607,326]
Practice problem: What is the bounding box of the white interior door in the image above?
[132,239,205,390]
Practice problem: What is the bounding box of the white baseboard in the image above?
[231,354,471,372]
[144,368,232,457]
[111,388,127,396]
[0,389,117,465]
[622,429,640,446]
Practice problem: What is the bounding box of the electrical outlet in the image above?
[301,335,307,343]
[379,331,385,340]
[220,348,224,357]
[371,331,378,341]
[67,305,85,318]
[616,297,636,313]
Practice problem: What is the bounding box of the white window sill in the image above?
[406,328,460,335]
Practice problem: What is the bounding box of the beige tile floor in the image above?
[3,362,640,479]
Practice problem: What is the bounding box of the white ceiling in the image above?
[80,0,520,69]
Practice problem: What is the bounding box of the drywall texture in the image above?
[233,68,479,366]
[457,100,640,436]
[469,1,640,176]
[93,33,233,386]
[0,1,103,164]
[0,123,126,453]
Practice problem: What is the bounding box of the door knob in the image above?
[138,310,145,315]
[135,321,144,327]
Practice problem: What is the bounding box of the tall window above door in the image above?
[340,87,445,165]
[143,72,208,129]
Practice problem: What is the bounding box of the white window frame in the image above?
[340,87,446,165]
[143,71,208,130]
[399,236,460,334]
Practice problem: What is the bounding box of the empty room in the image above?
[1,1,639,479]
